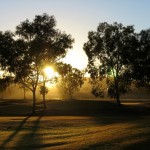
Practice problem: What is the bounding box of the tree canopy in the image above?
[131,29,150,88]
[84,22,138,105]
[56,62,85,99]
[0,14,150,109]
[0,13,74,113]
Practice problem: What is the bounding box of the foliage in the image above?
[0,31,15,70]
[106,77,131,98]
[89,77,105,98]
[0,76,13,92]
[56,63,85,99]
[0,13,74,113]
[131,29,150,88]
[39,85,48,95]
[84,22,138,105]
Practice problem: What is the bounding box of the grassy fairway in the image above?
[0,99,150,150]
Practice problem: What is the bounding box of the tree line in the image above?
[0,13,149,113]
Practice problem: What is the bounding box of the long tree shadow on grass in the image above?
[0,115,31,149]
[14,115,67,150]
[14,116,42,149]
[0,99,150,127]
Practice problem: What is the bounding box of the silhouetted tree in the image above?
[39,85,48,108]
[84,22,138,105]
[0,31,15,95]
[56,63,85,99]
[39,68,57,109]
[0,31,15,70]
[2,13,74,113]
[19,79,29,100]
[131,29,150,88]
[0,76,13,98]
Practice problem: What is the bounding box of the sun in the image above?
[42,66,60,88]
[44,66,55,78]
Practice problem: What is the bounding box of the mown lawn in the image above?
[0,99,150,150]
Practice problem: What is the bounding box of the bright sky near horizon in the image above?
[1,0,150,70]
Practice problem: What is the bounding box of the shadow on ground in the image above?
[0,99,149,117]
[0,99,150,150]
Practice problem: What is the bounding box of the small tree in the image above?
[39,85,48,108]
[84,22,138,105]
[56,63,85,99]
[39,68,57,109]
[19,80,29,100]
[0,76,13,98]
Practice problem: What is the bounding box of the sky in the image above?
[0,0,150,70]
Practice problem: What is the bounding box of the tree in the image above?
[131,29,150,88]
[56,63,85,99]
[39,85,48,108]
[0,31,15,70]
[5,13,74,113]
[19,80,29,100]
[39,67,57,109]
[0,76,13,98]
[0,31,15,96]
[84,22,138,105]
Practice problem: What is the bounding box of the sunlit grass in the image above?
[0,100,150,149]
[0,116,150,150]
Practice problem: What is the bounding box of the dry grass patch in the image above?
[0,99,150,149]
[0,116,150,150]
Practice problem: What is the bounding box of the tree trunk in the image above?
[32,90,36,114]
[43,80,47,109]
[115,48,121,106]
[70,94,73,100]
[116,89,121,106]
[69,89,73,100]
[115,77,121,106]
[43,93,46,109]
[23,86,26,100]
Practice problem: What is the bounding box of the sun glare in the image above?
[0,70,4,78]
[63,50,88,70]
[44,67,55,78]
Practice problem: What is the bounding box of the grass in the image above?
[0,99,150,150]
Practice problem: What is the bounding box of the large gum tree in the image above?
[7,13,74,113]
[131,29,150,88]
[84,22,138,105]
